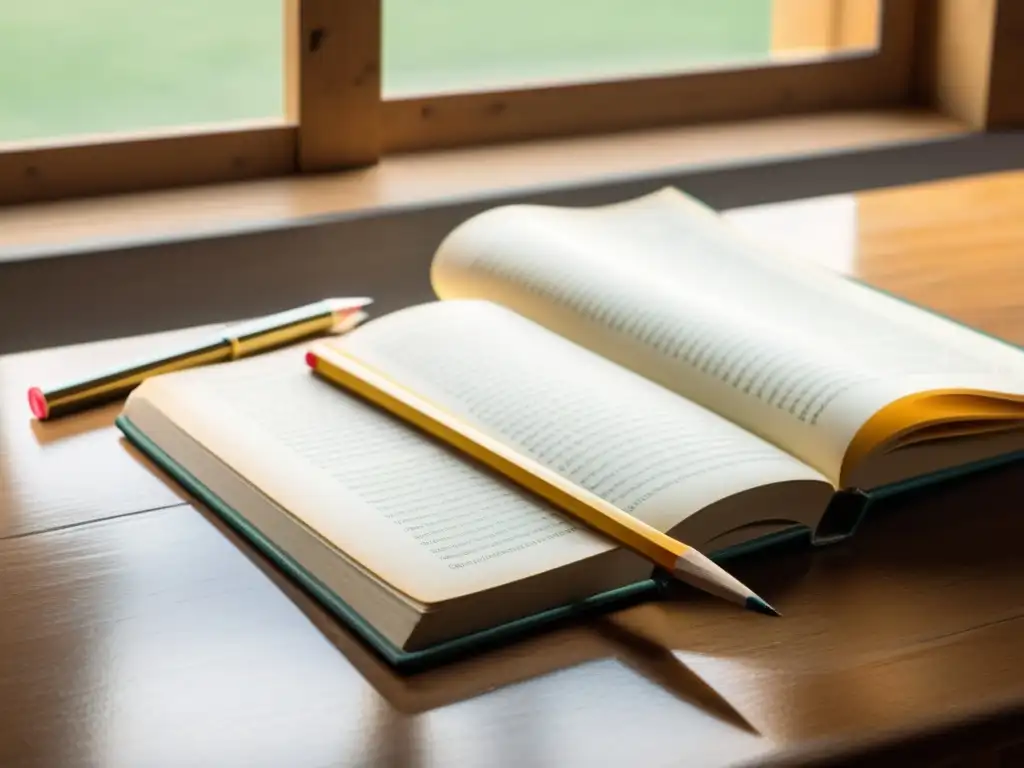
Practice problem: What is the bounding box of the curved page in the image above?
[333,300,830,536]
[133,351,624,606]
[431,188,1024,484]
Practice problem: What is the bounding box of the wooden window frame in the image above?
[0,0,1019,206]
[771,0,882,54]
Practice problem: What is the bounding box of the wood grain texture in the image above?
[725,171,1024,348]
[4,170,1024,765]
[0,331,213,538]
[0,460,1022,768]
[0,110,963,255]
[286,0,381,170]
[383,54,906,153]
[854,170,1024,342]
[0,123,296,206]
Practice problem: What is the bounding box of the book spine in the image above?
[810,489,871,546]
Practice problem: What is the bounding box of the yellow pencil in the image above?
[306,343,779,617]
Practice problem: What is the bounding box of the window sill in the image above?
[0,108,965,259]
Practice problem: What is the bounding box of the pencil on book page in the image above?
[305,344,780,618]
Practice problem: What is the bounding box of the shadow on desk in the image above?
[111,435,1024,763]
[195,478,763,732]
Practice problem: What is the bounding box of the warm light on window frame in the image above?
[0,0,1017,206]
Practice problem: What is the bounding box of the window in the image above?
[380,0,901,152]
[383,1,781,97]
[0,1,1019,206]
[0,0,283,143]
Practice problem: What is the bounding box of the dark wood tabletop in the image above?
[3,171,1024,768]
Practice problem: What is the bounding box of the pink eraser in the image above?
[28,387,49,420]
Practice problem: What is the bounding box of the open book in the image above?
[118,188,1024,666]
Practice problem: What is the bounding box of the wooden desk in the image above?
[3,172,1024,768]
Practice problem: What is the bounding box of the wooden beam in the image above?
[383,57,896,152]
[772,0,838,53]
[285,0,381,171]
[772,0,880,55]
[913,0,997,128]
[986,1,1024,127]
[835,0,882,49]
[914,0,1024,129]
[0,111,963,255]
[0,123,296,206]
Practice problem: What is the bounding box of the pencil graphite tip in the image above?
[745,595,781,617]
[327,298,372,334]
[327,297,373,315]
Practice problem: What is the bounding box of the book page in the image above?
[136,350,625,604]
[430,188,1024,483]
[334,300,829,535]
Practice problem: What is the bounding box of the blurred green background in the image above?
[0,0,770,143]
